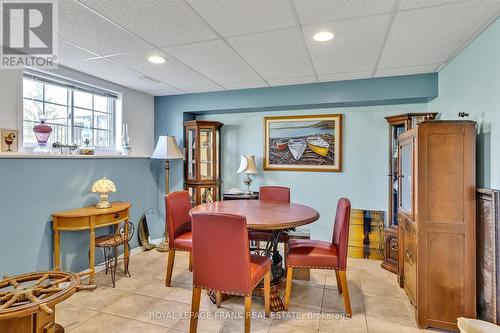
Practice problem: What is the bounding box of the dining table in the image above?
[190,199,320,311]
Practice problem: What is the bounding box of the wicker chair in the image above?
[95,221,134,287]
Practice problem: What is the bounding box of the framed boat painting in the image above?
[264,114,342,172]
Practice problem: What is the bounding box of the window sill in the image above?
[0,152,151,159]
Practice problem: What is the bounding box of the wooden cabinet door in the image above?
[399,136,415,221]
[402,226,417,306]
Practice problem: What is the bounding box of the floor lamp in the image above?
[151,135,184,252]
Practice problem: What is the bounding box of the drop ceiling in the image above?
[48,0,500,96]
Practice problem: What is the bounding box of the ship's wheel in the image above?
[0,270,96,332]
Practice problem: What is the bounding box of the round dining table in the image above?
[190,200,320,311]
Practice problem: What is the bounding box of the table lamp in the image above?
[151,135,184,252]
[237,154,258,194]
[91,177,116,209]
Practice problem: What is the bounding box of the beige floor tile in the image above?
[322,288,364,314]
[119,320,170,333]
[70,313,132,333]
[219,316,272,333]
[287,282,324,307]
[55,303,97,332]
[268,320,318,333]
[102,293,160,319]
[163,282,199,304]
[293,269,327,288]
[363,295,414,321]
[171,314,226,333]
[366,314,421,333]
[319,308,367,332]
[136,298,191,328]
[65,286,128,310]
[273,303,321,330]
[135,278,176,299]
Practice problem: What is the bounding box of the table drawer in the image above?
[95,209,129,226]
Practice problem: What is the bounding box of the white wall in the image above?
[0,66,154,155]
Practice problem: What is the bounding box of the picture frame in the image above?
[264,114,342,172]
[0,129,19,153]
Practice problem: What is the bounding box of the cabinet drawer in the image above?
[94,209,129,226]
[402,227,417,306]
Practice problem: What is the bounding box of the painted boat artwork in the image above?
[288,138,307,160]
[306,136,330,157]
[276,139,289,151]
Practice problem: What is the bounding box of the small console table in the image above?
[52,202,131,283]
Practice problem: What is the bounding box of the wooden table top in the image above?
[52,202,131,218]
[190,200,319,230]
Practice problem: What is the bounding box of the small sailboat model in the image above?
[288,138,307,160]
[306,136,330,157]
[276,139,289,151]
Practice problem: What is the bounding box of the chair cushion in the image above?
[173,231,192,251]
[250,254,271,288]
[248,230,288,242]
[286,239,338,269]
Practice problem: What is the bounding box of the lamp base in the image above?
[156,238,169,252]
[243,174,253,195]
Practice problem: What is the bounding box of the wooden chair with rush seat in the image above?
[284,198,352,317]
[189,212,271,333]
[164,191,193,287]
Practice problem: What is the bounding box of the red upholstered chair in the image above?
[165,191,193,287]
[249,186,291,248]
[284,198,352,316]
[189,212,271,333]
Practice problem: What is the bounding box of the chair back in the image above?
[191,212,253,295]
[165,191,192,249]
[331,198,351,270]
[259,186,290,203]
[119,221,135,242]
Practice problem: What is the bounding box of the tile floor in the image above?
[57,249,445,333]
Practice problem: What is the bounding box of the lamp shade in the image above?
[237,154,258,174]
[91,177,116,193]
[151,136,183,160]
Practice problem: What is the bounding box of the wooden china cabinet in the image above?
[184,120,223,206]
[382,113,437,274]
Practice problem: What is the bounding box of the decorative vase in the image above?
[121,123,131,155]
[33,116,52,154]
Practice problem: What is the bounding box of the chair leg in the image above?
[335,270,343,294]
[338,270,352,317]
[215,291,222,308]
[125,242,131,277]
[111,246,117,287]
[189,287,202,333]
[284,267,293,310]
[284,241,288,267]
[264,270,271,317]
[189,252,193,272]
[244,295,252,333]
[103,248,108,274]
[165,250,176,287]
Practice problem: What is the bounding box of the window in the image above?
[22,71,117,149]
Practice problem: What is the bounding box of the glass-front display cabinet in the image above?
[183,120,223,206]
[382,113,437,274]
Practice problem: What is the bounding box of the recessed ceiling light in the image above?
[148,55,166,64]
[313,31,334,42]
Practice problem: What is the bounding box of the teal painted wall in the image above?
[155,75,437,241]
[0,158,162,275]
[198,104,427,241]
[429,17,500,189]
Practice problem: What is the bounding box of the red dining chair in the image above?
[284,198,352,316]
[249,186,291,250]
[189,212,271,333]
[165,191,193,287]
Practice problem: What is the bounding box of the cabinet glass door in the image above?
[199,128,213,180]
[399,140,413,215]
[187,128,196,180]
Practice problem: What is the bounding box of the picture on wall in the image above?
[264,114,342,172]
[0,129,19,153]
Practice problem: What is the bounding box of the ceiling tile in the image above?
[63,58,174,94]
[227,28,315,80]
[58,0,151,56]
[108,50,219,89]
[379,1,500,68]
[78,0,217,47]
[182,84,223,94]
[304,14,390,75]
[318,71,372,82]
[293,0,394,25]
[56,40,98,65]
[165,40,262,84]
[222,81,268,90]
[398,0,462,11]
[268,76,317,86]
[374,64,438,77]
[187,0,296,37]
